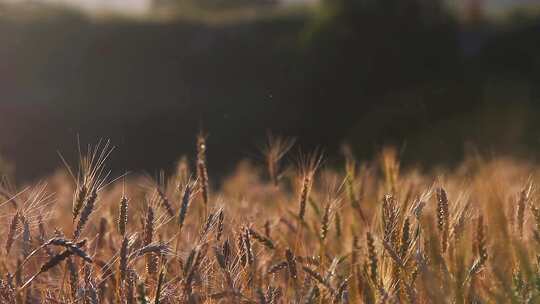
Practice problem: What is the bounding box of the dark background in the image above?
[0,0,539,181]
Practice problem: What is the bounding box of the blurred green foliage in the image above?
[0,1,538,180]
[0,156,14,179]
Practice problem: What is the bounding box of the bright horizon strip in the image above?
[2,0,153,15]
[0,0,536,16]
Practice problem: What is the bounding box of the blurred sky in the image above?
[4,0,152,15]
[2,0,538,16]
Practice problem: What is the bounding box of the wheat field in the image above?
[0,134,538,304]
